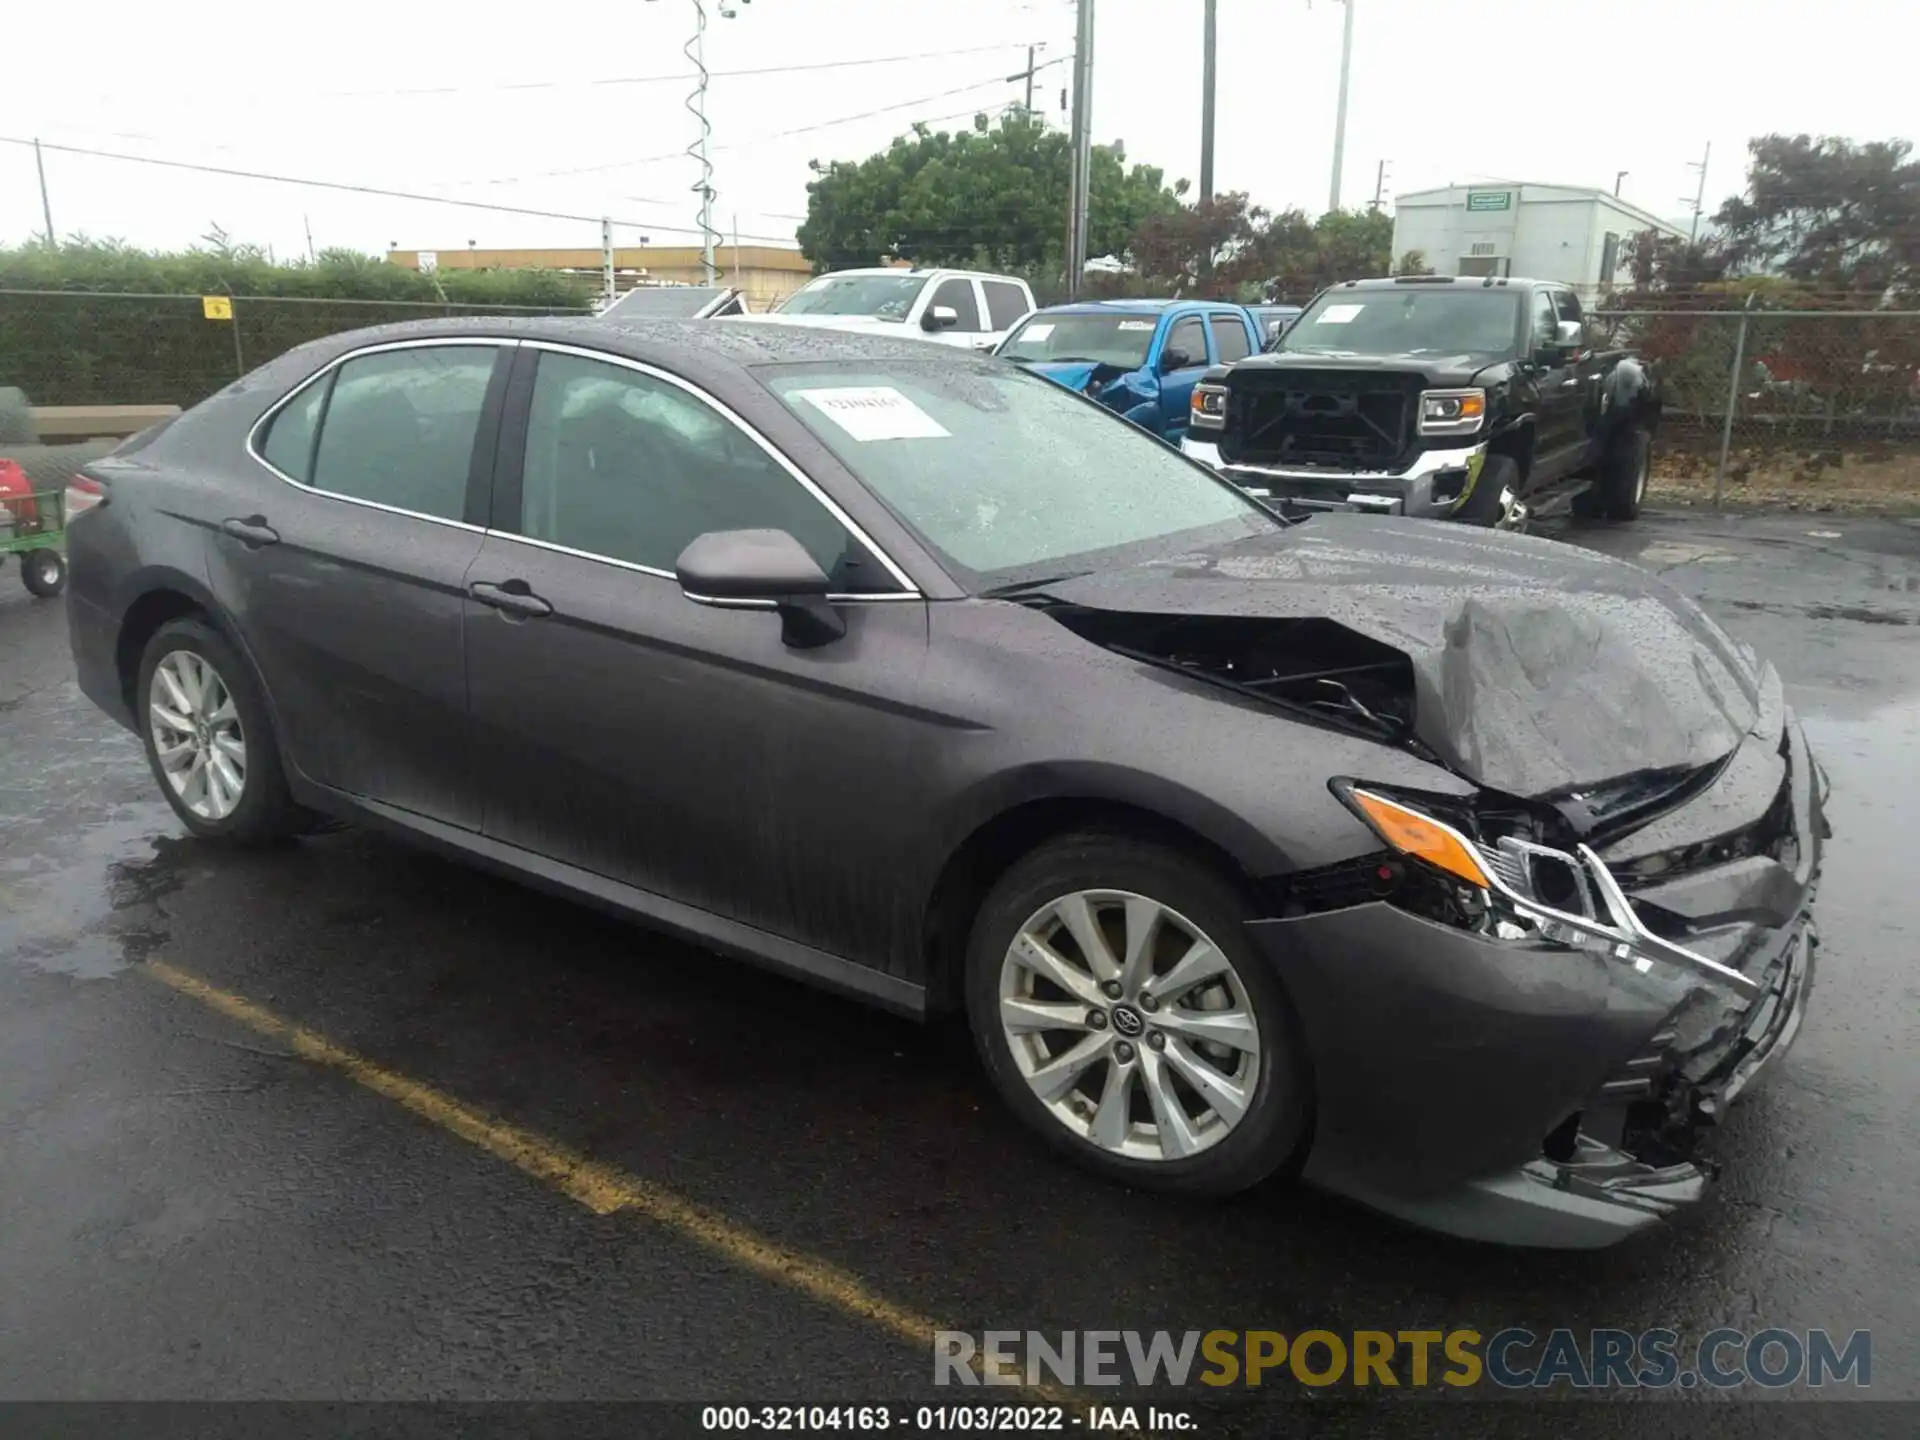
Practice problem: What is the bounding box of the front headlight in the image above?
[1418,388,1486,436]
[1190,383,1228,429]
[1333,781,1758,996]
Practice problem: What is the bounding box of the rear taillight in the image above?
[65,474,106,517]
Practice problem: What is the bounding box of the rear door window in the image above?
[258,373,332,482]
[982,281,1031,331]
[1210,315,1252,363]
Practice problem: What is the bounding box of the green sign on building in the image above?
[1466,190,1513,212]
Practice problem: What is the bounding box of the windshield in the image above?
[1280,289,1520,357]
[776,274,926,320]
[761,362,1278,587]
[997,312,1159,369]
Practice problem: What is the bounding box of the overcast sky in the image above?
[4,0,1915,262]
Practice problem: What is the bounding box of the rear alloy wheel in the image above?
[20,547,66,598]
[967,834,1309,1195]
[138,618,307,842]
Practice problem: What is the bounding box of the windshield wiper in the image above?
[980,571,1092,599]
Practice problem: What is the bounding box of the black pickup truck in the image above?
[1181,275,1660,527]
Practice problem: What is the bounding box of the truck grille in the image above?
[1222,369,1424,469]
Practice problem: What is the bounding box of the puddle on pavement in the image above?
[0,804,189,980]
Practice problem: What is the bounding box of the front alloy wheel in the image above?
[149,649,248,821]
[999,890,1261,1161]
[966,832,1309,1196]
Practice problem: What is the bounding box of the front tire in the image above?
[965,832,1311,1197]
[20,547,66,598]
[137,617,305,843]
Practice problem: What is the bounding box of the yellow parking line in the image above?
[145,959,1065,1401]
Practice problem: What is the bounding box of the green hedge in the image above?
[0,241,594,408]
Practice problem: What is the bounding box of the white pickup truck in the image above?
[731,267,1036,350]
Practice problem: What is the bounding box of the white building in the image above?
[1390,183,1688,291]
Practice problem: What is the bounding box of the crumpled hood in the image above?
[1043,514,1763,799]
[1021,359,1139,401]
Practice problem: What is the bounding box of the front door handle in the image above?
[468,579,553,620]
[220,516,279,547]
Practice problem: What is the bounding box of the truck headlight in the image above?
[1418,388,1486,436]
[1190,383,1228,430]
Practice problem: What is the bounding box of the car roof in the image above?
[802,267,1023,282]
[1326,276,1551,292]
[1025,299,1249,317]
[600,285,732,319]
[267,315,1003,396]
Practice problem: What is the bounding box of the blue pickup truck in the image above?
[993,300,1265,443]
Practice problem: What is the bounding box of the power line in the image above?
[462,74,1034,188]
[316,43,1046,99]
[0,135,797,244]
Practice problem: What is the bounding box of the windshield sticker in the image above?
[1021,323,1056,341]
[1316,303,1364,324]
[794,386,952,442]
[1116,320,1156,331]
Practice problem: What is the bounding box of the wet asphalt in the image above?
[1,510,1916,1427]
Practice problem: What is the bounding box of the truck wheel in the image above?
[1593,427,1651,521]
[20,548,66,598]
[1453,453,1520,527]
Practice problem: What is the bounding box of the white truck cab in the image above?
[733,267,1036,350]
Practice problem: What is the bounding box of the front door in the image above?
[1526,288,1587,484]
[1154,314,1214,438]
[210,339,507,828]
[462,344,932,968]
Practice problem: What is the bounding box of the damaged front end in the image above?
[1249,687,1826,1248]
[1025,530,1828,1246]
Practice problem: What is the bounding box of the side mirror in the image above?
[1555,319,1584,350]
[922,304,960,332]
[1160,346,1194,372]
[675,528,845,648]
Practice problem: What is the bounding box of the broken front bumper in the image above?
[1246,711,1826,1249]
[1181,435,1488,519]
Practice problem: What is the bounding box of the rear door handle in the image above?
[468,579,553,620]
[220,516,280,547]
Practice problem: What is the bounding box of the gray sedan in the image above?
[64,317,1825,1246]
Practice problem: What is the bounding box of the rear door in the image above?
[461,342,933,968]
[980,279,1033,347]
[215,338,508,828]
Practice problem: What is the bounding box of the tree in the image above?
[1128,201,1392,301]
[1713,135,1920,300]
[796,112,1183,274]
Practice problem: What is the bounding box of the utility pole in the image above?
[33,137,55,247]
[1199,0,1218,204]
[1685,142,1711,246]
[1065,0,1096,297]
[303,214,317,263]
[1370,159,1389,210]
[601,217,616,307]
[1614,170,1628,197]
[1328,0,1355,214]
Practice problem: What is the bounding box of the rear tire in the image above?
[1592,426,1651,521]
[137,617,306,843]
[20,548,66,598]
[1452,452,1520,527]
[965,831,1311,1197]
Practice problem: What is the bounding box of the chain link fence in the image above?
[1586,302,1920,503]
[0,289,593,412]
